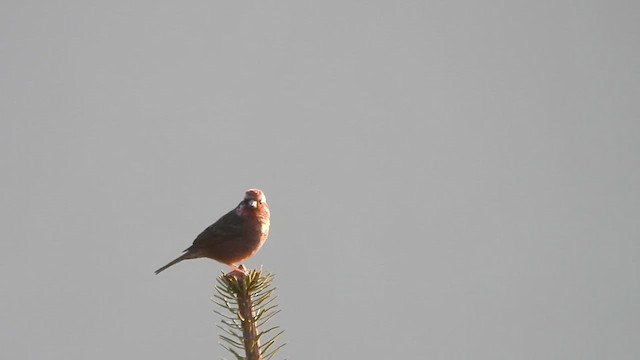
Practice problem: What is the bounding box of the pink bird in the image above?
[155,189,270,274]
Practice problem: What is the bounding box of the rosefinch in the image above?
[155,189,270,274]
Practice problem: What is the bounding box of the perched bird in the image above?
[155,189,270,275]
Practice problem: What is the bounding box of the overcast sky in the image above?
[2,1,639,359]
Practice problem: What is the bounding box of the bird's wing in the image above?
[190,209,244,248]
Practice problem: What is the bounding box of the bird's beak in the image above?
[248,200,258,208]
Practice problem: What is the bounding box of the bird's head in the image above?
[243,188,267,209]
[238,189,270,227]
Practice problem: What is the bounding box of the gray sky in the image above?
[2,1,639,359]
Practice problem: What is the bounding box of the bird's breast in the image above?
[261,221,270,236]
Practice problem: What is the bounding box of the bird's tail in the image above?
[154,253,191,275]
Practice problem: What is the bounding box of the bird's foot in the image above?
[225,264,248,278]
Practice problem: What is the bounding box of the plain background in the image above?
[2,1,639,359]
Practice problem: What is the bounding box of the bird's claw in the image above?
[225,264,248,279]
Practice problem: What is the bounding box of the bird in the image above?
[155,188,270,275]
